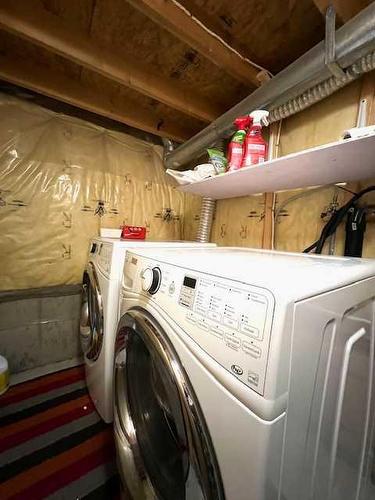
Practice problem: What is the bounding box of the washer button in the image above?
[208,311,221,322]
[223,317,238,329]
[186,313,196,324]
[240,324,260,339]
[197,319,209,331]
[210,325,225,338]
[225,334,241,349]
[195,305,206,315]
[242,341,261,358]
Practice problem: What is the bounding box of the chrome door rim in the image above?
[80,262,104,361]
[114,308,224,500]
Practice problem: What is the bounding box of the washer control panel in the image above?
[180,275,269,343]
[179,275,272,395]
[124,254,275,396]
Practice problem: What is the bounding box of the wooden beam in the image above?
[0,0,221,123]
[313,0,371,23]
[125,0,262,87]
[0,54,198,142]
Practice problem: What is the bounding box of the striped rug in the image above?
[0,366,121,499]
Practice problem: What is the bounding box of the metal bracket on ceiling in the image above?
[162,137,175,165]
[325,5,347,79]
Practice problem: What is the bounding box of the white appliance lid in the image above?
[129,247,375,300]
[92,237,216,248]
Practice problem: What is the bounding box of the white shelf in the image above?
[178,134,375,199]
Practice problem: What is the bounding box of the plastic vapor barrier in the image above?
[0,94,185,290]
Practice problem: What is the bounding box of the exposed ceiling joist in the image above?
[125,0,263,87]
[0,54,196,142]
[0,0,221,123]
[313,0,371,22]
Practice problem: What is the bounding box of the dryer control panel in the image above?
[124,253,275,396]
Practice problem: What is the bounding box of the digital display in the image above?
[183,276,197,289]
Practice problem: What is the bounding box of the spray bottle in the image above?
[242,110,269,167]
[227,116,251,172]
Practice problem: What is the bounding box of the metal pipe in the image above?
[166,2,375,169]
[196,197,216,242]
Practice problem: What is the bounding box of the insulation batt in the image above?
[0,94,187,290]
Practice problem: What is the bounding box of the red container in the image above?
[242,124,268,167]
[121,225,146,240]
[227,116,251,172]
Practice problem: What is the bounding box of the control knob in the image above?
[141,267,162,294]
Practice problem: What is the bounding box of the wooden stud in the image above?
[359,72,375,126]
[0,54,197,142]
[261,192,275,250]
[313,0,371,23]
[0,0,221,123]
[261,122,280,249]
[125,0,262,87]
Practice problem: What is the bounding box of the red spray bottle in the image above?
[242,110,269,167]
[227,116,251,171]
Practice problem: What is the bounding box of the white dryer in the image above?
[79,238,215,423]
[114,247,375,500]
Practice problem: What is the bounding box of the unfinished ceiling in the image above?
[0,0,371,141]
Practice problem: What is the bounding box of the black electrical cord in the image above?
[303,185,375,254]
[344,205,367,257]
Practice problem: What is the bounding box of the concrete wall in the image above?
[0,286,82,381]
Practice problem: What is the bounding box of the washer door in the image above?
[114,308,224,500]
[80,262,104,361]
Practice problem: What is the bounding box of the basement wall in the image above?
[2,73,375,379]
[183,73,375,257]
[0,94,187,378]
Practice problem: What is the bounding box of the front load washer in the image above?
[79,238,215,423]
[114,247,375,499]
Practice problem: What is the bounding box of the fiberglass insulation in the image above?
[0,94,186,290]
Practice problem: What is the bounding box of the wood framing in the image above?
[313,0,371,23]
[261,192,275,250]
[261,121,280,249]
[125,0,262,87]
[360,72,375,126]
[0,54,196,142]
[0,0,221,123]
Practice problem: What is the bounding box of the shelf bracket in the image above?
[325,5,347,79]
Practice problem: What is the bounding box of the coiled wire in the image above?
[196,197,216,242]
[269,50,375,122]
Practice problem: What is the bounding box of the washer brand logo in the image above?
[231,364,243,376]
